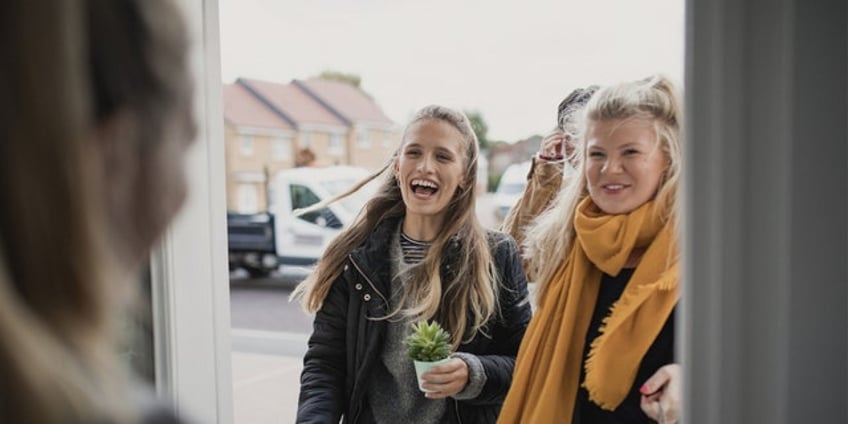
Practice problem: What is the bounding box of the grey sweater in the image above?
[366,225,486,423]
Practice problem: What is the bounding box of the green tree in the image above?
[318,70,361,88]
[464,110,490,149]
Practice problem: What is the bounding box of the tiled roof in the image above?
[238,78,347,127]
[295,78,394,125]
[222,83,294,131]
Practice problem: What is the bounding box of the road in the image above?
[230,278,313,334]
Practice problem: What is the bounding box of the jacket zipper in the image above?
[348,254,389,305]
[454,399,463,424]
[348,255,386,424]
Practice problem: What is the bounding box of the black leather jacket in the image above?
[296,217,531,424]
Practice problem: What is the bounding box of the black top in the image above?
[574,268,676,424]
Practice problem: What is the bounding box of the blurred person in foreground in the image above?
[0,0,195,422]
[498,75,684,424]
[501,85,598,278]
[293,105,531,423]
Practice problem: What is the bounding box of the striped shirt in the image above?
[399,232,430,264]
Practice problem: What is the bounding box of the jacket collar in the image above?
[348,216,402,293]
[349,216,463,289]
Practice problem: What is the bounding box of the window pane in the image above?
[272,138,291,161]
[241,134,254,156]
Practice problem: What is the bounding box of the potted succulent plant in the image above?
[404,320,453,393]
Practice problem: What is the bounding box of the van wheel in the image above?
[246,267,270,279]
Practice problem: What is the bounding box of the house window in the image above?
[329,133,344,155]
[272,137,291,161]
[236,184,259,213]
[301,131,312,148]
[357,128,370,149]
[240,134,254,156]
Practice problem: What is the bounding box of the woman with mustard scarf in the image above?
[499,75,683,424]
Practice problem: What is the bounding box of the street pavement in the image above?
[230,281,310,424]
[232,351,302,424]
[230,279,309,424]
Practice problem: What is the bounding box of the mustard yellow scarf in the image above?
[499,198,678,423]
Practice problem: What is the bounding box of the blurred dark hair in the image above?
[557,85,600,134]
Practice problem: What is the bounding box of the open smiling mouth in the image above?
[601,184,630,192]
[411,178,439,197]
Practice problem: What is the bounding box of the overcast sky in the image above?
[218,0,684,142]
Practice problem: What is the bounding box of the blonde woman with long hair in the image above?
[499,75,684,424]
[0,0,195,422]
[293,105,531,423]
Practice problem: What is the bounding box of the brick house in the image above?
[223,77,399,212]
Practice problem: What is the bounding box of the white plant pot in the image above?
[413,357,451,393]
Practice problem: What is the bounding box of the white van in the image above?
[228,166,378,277]
[269,166,377,266]
[493,160,532,222]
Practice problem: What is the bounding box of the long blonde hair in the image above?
[293,105,499,349]
[0,0,190,422]
[525,75,683,301]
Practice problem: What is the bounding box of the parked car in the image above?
[228,165,378,278]
[493,160,532,222]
